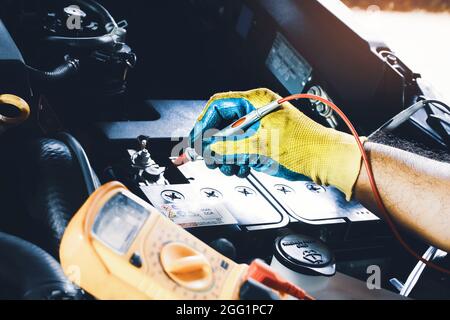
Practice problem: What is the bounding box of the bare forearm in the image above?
[354,142,450,251]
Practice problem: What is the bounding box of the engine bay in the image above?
[0,0,449,300]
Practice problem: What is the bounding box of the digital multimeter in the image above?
[60,182,249,300]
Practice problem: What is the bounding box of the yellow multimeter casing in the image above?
[59,181,249,300]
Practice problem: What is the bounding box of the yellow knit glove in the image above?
[189,88,365,200]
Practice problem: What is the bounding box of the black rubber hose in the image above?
[26,58,80,83]
[0,232,81,300]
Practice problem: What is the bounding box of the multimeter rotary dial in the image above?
[160,243,214,292]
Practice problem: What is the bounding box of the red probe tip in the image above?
[172,153,189,167]
[246,260,315,300]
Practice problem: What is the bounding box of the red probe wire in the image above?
[278,94,450,276]
[247,259,315,300]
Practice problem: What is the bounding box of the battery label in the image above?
[158,202,238,228]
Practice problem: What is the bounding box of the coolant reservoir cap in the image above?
[274,234,336,277]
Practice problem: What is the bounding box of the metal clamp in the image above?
[390,246,447,297]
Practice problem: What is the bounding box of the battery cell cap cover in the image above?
[274,234,336,277]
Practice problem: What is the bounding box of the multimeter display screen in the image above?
[92,193,150,254]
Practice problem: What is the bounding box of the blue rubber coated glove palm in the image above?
[188,89,302,180]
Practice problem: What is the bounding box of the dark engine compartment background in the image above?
[0,0,421,134]
[0,0,448,300]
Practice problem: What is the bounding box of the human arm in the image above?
[355,142,450,251]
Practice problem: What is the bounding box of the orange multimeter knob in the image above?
[160,243,214,292]
[231,117,247,128]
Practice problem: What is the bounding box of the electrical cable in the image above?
[425,100,450,113]
[57,132,101,195]
[247,259,315,300]
[277,94,450,276]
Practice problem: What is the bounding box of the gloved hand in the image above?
[189,88,365,200]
